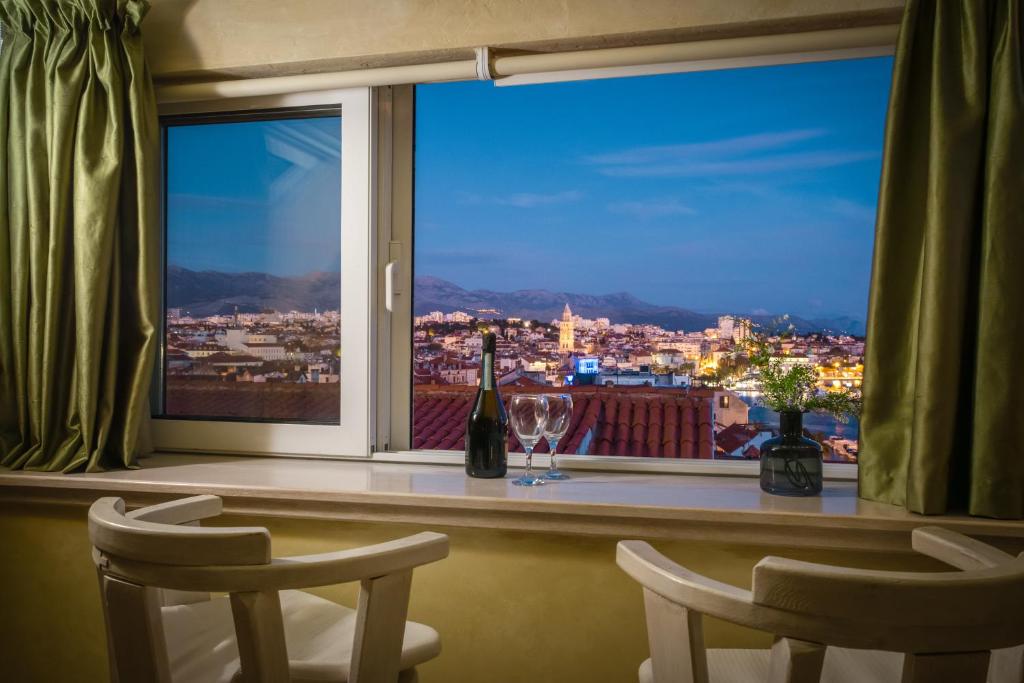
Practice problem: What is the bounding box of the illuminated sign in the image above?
[576,357,599,375]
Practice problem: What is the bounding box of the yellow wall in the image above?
[144,0,903,80]
[0,502,942,683]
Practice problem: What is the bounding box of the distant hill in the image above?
[165,267,863,335]
[167,266,339,317]
[414,275,864,335]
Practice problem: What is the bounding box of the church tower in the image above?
[559,303,575,352]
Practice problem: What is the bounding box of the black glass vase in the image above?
[759,410,823,496]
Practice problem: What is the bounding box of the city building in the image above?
[558,303,574,352]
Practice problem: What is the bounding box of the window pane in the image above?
[413,58,892,462]
[162,115,342,424]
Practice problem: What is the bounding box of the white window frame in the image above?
[384,48,894,480]
[143,33,889,480]
[152,88,375,458]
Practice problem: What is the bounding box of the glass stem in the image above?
[549,440,558,471]
[525,446,534,478]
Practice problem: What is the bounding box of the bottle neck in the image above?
[779,410,803,438]
[481,352,494,390]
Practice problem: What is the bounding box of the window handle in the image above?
[385,260,399,312]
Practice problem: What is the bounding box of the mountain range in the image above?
[414,276,865,335]
[166,266,340,317]
[165,267,864,335]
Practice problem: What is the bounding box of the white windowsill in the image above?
[172,448,858,480]
[3,453,1022,554]
[369,450,859,480]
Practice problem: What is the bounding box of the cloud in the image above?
[597,150,880,178]
[419,244,532,263]
[608,198,696,219]
[419,247,499,263]
[586,129,879,179]
[825,198,878,225]
[495,190,584,208]
[584,129,828,165]
[459,190,584,208]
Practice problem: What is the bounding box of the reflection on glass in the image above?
[163,116,342,424]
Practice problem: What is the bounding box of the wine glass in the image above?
[509,395,548,487]
[541,394,573,480]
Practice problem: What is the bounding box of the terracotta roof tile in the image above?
[646,400,663,457]
[164,379,340,422]
[716,423,754,452]
[413,384,715,459]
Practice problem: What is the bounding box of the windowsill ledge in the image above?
[1,453,1021,553]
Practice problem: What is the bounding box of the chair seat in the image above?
[162,589,440,683]
[640,647,907,683]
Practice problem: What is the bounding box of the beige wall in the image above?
[145,0,903,81]
[0,502,942,683]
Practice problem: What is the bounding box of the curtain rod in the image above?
[155,25,899,104]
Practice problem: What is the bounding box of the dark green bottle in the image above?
[465,332,508,478]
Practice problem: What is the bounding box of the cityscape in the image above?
[162,280,864,461]
[163,299,341,423]
[412,292,863,463]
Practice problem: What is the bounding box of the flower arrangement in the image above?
[743,318,861,422]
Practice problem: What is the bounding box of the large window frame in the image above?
[147,33,893,480]
[152,88,376,458]
[384,51,893,479]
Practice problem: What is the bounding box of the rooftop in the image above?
[413,384,714,458]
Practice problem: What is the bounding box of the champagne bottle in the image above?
[465,331,508,478]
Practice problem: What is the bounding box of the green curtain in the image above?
[0,0,159,472]
[860,0,1024,518]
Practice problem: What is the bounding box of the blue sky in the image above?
[416,56,893,320]
[166,116,342,278]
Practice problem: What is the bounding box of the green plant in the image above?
[743,319,861,421]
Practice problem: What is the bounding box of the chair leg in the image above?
[642,588,708,683]
[768,638,826,683]
[902,652,990,683]
[230,590,291,683]
[350,570,414,683]
[100,575,173,683]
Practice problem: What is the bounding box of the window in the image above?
[152,90,373,457]
[411,57,892,464]
[162,114,342,424]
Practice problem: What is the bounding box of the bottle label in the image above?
[482,352,494,390]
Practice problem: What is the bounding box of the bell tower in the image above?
[559,303,574,353]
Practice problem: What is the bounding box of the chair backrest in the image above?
[89,495,449,683]
[89,495,272,683]
[617,527,1024,683]
[90,495,271,567]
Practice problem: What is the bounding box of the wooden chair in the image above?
[88,495,450,683]
[617,527,1024,683]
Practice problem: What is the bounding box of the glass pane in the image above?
[413,58,892,461]
[163,116,342,424]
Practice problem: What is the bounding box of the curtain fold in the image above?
[859,0,1024,518]
[0,0,159,472]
